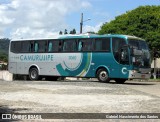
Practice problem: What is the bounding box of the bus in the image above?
[8,34,151,83]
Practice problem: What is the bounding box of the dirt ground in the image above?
[0,80,160,121]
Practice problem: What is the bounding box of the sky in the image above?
[0,0,159,39]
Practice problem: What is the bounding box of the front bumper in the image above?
[128,70,151,79]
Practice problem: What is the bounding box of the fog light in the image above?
[132,70,137,73]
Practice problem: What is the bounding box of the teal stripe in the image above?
[56,64,69,76]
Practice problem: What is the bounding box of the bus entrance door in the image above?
[119,46,130,79]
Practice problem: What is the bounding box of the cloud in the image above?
[0,0,91,39]
[81,1,92,8]
[83,22,103,33]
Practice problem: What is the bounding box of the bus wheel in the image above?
[97,68,110,83]
[29,68,39,81]
[115,79,126,84]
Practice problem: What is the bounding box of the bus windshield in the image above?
[128,39,150,68]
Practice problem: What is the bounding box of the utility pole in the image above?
[80,13,83,34]
[80,13,91,34]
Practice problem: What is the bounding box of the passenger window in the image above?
[78,39,93,51]
[11,41,21,53]
[48,40,59,52]
[63,40,77,52]
[34,42,38,52]
[21,41,31,53]
[39,41,46,52]
[48,42,52,52]
[95,38,110,51]
[29,42,34,52]
[78,41,82,51]
[34,41,46,53]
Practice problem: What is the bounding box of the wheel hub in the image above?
[100,71,107,80]
[31,70,37,79]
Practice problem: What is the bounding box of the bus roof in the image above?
[11,33,144,41]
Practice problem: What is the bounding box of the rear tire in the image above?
[29,68,39,81]
[97,68,110,83]
[115,79,126,84]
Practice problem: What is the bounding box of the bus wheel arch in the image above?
[96,67,110,83]
[29,65,40,81]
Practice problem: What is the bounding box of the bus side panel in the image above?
[9,62,17,74]
[17,62,24,74]
[54,53,91,77]
[88,53,120,78]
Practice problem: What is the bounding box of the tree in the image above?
[64,29,68,34]
[72,29,76,34]
[98,5,160,49]
[0,52,8,62]
[69,29,76,34]
[59,31,63,35]
[0,38,10,62]
[69,30,73,34]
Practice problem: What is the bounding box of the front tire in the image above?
[29,68,39,81]
[97,68,110,83]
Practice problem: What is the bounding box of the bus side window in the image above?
[95,40,101,51]
[95,38,110,52]
[38,41,47,52]
[78,41,82,51]
[80,39,93,51]
[63,41,67,51]
[21,41,31,53]
[34,42,38,52]
[29,42,33,52]
[48,40,59,52]
[11,41,21,53]
[48,42,52,52]
[62,40,77,52]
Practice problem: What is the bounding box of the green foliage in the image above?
[98,5,160,49]
[70,28,76,34]
[64,29,68,34]
[59,31,63,35]
[60,29,76,35]
[0,52,8,62]
[0,38,10,62]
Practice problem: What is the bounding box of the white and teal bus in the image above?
[8,34,151,83]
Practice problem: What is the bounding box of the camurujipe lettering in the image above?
[20,55,54,61]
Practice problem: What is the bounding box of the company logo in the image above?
[2,114,11,119]
[122,67,127,75]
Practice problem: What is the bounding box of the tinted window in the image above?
[129,39,148,50]
[21,41,31,53]
[95,38,110,51]
[34,41,46,53]
[128,40,139,49]
[34,42,38,52]
[63,40,77,52]
[78,39,93,51]
[112,37,126,63]
[11,41,21,53]
[139,41,148,50]
[48,40,59,52]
